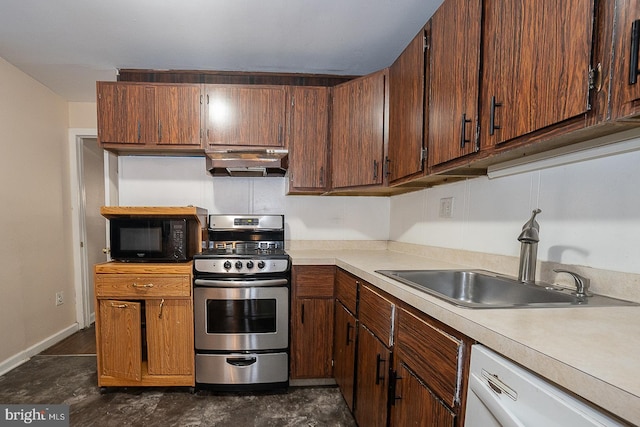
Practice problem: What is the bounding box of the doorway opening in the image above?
[69,129,117,329]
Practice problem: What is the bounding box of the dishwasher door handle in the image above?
[468,373,525,427]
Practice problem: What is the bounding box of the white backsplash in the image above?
[117,155,390,241]
[117,142,640,276]
[390,142,640,276]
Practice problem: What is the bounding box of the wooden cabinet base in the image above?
[95,262,195,388]
[98,370,194,387]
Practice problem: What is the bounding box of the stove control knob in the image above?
[246,261,254,269]
[223,261,232,270]
[257,261,266,269]
[235,261,243,270]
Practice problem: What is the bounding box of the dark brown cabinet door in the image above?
[481,0,596,147]
[331,69,387,189]
[388,29,426,183]
[427,0,481,167]
[611,0,640,119]
[154,85,202,146]
[355,324,391,427]
[97,82,146,145]
[290,266,335,379]
[390,360,455,427]
[290,298,334,379]
[333,302,357,411]
[97,82,201,148]
[288,86,330,193]
[204,85,286,148]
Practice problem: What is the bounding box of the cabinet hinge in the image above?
[200,94,203,105]
[421,147,428,162]
[423,35,428,52]
[331,359,334,367]
[588,63,602,92]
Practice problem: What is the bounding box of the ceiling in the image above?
[0,0,443,102]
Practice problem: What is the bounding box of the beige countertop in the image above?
[288,248,640,426]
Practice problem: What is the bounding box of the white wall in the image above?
[117,156,390,241]
[390,143,640,275]
[115,140,640,276]
[0,57,75,369]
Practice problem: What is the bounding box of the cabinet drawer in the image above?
[396,307,463,408]
[335,269,358,314]
[359,284,395,347]
[292,265,335,298]
[95,274,191,298]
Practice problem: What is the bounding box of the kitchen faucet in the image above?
[517,209,542,284]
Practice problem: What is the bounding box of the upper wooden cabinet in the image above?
[204,84,287,149]
[388,29,427,184]
[480,0,596,148]
[427,0,482,167]
[97,82,202,150]
[610,0,640,120]
[287,86,330,194]
[331,69,388,190]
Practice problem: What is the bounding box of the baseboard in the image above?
[0,323,79,376]
[289,378,337,387]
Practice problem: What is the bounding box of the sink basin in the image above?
[375,269,638,309]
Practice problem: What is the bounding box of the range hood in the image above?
[205,148,288,177]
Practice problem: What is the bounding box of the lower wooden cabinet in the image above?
[291,298,334,378]
[355,324,392,427]
[330,267,471,427]
[94,263,195,387]
[290,265,336,379]
[392,306,472,426]
[391,360,456,427]
[333,301,357,410]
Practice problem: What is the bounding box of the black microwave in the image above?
[109,218,196,262]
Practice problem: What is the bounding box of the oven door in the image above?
[194,283,289,351]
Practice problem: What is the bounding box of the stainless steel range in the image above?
[193,214,290,391]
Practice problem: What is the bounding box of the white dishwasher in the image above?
[464,345,626,427]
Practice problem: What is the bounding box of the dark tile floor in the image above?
[0,355,356,426]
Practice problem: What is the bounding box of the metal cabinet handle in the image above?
[489,96,502,136]
[391,372,403,405]
[460,113,472,148]
[375,354,386,385]
[132,283,154,288]
[384,156,391,178]
[158,298,165,319]
[630,20,640,85]
[110,303,128,308]
[301,303,305,324]
[373,160,379,180]
[346,322,353,345]
[137,121,141,142]
[158,121,162,141]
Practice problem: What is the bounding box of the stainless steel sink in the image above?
[375,269,638,309]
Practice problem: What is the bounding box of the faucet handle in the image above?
[553,269,592,297]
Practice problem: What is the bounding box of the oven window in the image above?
[206,299,277,334]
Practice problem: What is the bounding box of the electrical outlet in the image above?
[439,197,454,218]
[55,291,64,306]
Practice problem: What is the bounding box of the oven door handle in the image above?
[226,357,258,367]
[194,278,288,287]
